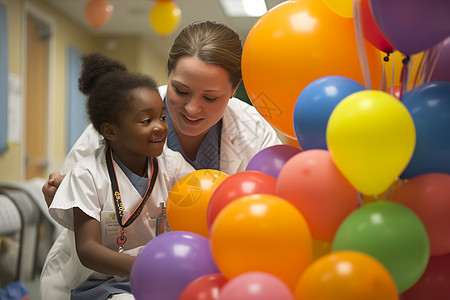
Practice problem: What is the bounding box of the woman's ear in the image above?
[101,122,119,142]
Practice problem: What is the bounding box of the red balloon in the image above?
[391,173,450,256]
[84,0,113,29]
[206,171,277,231]
[401,253,450,300]
[179,273,228,300]
[360,0,394,53]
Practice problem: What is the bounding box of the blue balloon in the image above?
[293,75,365,150]
[401,81,450,178]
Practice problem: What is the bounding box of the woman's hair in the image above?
[78,53,158,134]
[168,20,242,88]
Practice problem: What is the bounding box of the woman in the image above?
[41,20,281,299]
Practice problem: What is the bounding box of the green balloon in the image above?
[332,201,429,293]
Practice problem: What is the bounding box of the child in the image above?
[49,53,194,299]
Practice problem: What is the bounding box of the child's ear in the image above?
[101,122,119,142]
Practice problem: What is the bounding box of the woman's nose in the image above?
[184,96,202,115]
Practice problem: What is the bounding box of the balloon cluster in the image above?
[130,0,450,299]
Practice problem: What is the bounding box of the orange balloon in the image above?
[210,194,313,290]
[276,150,359,241]
[242,0,381,138]
[84,0,113,29]
[295,251,398,300]
[166,169,228,238]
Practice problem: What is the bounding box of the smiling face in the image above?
[107,87,168,173]
[166,56,236,141]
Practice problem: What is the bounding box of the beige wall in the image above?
[0,0,166,182]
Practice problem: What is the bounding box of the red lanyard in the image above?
[105,147,158,251]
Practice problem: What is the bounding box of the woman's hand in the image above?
[42,172,65,207]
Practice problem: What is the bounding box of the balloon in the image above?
[242,0,381,138]
[149,1,181,36]
[130,231,219,300]
[326,90,416,195]
[277,132,303,150]
[293,76,365,150]
[276,149,358,241]
[218,272,295,300]
[295,251,398,300]
[401,81,450,178]
[210,194,312,290]
[207,171,277,231]
[179,273,228,300]
[84,0,113,29]
[391,173,450,256]
[360,0,394,53]
[369,0,450,55]
[332,201,430,293]
[245,144,301,179]
[383,51,423,90]
[166,169,228,238]
[430,36,450,82]
[312,239,332,261]
[401,253,450,300]
[321,0,353,18]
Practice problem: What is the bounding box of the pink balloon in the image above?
[391,173,450,256]
[218,272,295,300]
[276,150,358,241]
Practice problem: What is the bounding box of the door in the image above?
[25,14,49,179]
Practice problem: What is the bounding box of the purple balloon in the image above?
[246,145,301,179]
[369,0,450,55]
[130,231,219,300]
[430,36,450,82]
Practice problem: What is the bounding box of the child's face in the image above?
[116,87,168,158]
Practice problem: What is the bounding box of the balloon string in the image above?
[352,0,372,89]
[423,42,444,83]
[383,181,396,201]
[399,56,411,100]
[357,191,364,207]
[413,51,425,89]
[379,53,390,92]
[390,52,395,95]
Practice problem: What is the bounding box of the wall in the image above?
[0,0,166,181]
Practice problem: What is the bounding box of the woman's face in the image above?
[166,56,235,139]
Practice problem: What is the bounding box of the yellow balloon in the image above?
[149,2,181,36]
[321,0,353,18]
[326,90,416,196]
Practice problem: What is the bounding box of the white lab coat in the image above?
[40,86,281,299]
[48,143,193,280]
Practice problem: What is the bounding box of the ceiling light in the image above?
[219,0,268,17]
